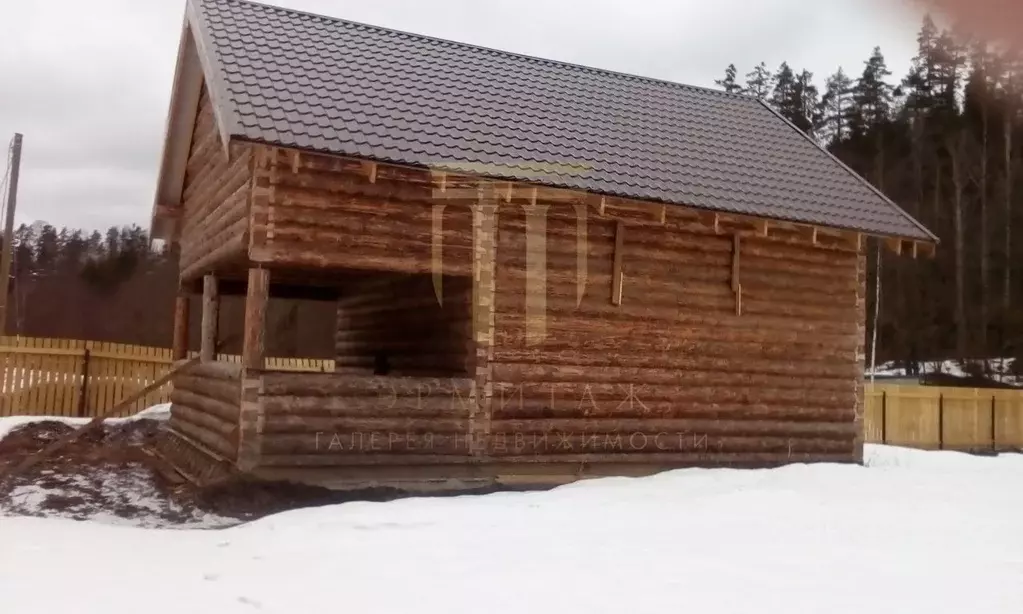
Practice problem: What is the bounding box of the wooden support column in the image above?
[171,290,190,361]
[612,222,625,305]
[471,183,498,457]
[731,234,742,316]
[200,274,219,362]
[243,268,270,370]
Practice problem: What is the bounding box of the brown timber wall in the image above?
[336,274,473,376]
[179,84,253,281]
[250,372,477,478]
[488,205,864,468]
[167,361,243,462]
[249,148,473,276]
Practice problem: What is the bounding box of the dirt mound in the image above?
[0,419,517,528]
[0,419,233,528]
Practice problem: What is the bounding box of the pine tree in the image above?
[819,68,854,145]
[770,62,796,111]
[903,15,941,115]
[744,62,774,99]
[849,47,894,137]
[793,69,823,137]
[715,64,743,94]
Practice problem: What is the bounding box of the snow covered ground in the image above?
[868,357,1022,384]
[0,439,1021,613]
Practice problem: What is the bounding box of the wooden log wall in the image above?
[335,273,473,376]
[487,204,865,467]
[249,148,473,276]
[252,371,477,469]
[178,84,253,281]
[167,361,243,462]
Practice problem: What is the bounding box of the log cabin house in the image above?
[150,0,937,489]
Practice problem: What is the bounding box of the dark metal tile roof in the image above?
[190,0,935,241]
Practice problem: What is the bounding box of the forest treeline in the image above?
[3,224,336,357]
[718,15,1023,368]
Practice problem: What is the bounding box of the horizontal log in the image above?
[497,267,857,310]
[186,361,243,381]
[169,413,237,460]
[252,242,473,276]
[494,332,857,363]
[488,418,857,438]
[260,432,477,455]
[172,373,241,405]
[261,394,474,417]
[495,296,859,337]
[255,451,855,468]
[486,434,853,456]
[492,400,855,422]
[489,383,854,411]
[181,223,248,280]
[262,415,469,434]
[490,350,860,377]
[170,388,241,424]
[259,372,476,397]
[490,363,857,391]
[169,402,238,439]
[257,453,478,467]
[495,317,860,351]
[256,431,852,457]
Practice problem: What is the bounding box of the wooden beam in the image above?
[362,161,378,183]
[200,274,219,362]
[152,204,182,221]
[172,291,190,361]
[291,151,301,174]
[215,280,341,302]
[731,234,742,316]
[658,204,667,225]
[612,222,625,306]
[242,268,270,370]
[917,241,937,259]
[756,219,769,237]
[884,237,903,256]
[699,211,720,234]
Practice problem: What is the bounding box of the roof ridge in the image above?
[203,0,754,103]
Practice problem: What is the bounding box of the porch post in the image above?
[171,288,190,361]
[200,274,219,362]
[243,267,270,370]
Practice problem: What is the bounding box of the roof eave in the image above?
[150,0,239,243]
[755,99,938,245]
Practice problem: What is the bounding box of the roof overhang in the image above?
[150,0,237,243]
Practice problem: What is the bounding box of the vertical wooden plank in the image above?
[173,292,190,361]
[243,268,270,370]
[201,275,219,362]
[611,221,625,306]
[77,349,91,417]
[41,340,55,416]
[112,348,126,416]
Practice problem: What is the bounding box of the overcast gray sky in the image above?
[0,0,924,232]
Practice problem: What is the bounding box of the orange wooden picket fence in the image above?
[0,336,334,418]
[3,335,1023,452]
[864,384,1023,451]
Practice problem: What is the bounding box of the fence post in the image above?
[938,392,944,451]
[881,390,887,444]
[77,349,91,417]
[991,394,998,453]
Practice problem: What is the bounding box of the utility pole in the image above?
[0,133,23,335]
